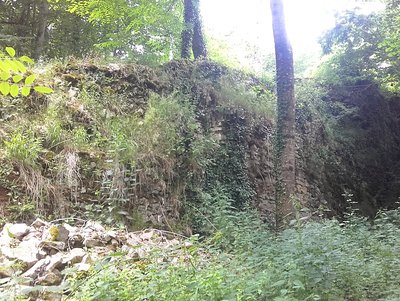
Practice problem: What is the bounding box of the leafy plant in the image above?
[0,47,53,97]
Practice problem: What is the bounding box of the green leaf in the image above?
[0,82,10,96]
[15,61,27,73]
[34,86,53,94]
[5,47,16,58]
[25,74,36,85]
[10,84,19,97]
[12,75,23,83]
[271,280,286,288]
[293,280,305,290]
[21,86,31,97]
[0,60,12,72]
[19,55,34,64]
[6,227,15,238]
[0,71,10,81]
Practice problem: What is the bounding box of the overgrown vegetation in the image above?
[69,191,400,301]
[0,59,275,229]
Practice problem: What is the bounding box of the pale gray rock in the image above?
[23,230,43,241]
[22,258,47,279]
[0,258,22,278]
[0,225,13,247]
[36,270,62,286]
[31,218,48,229]
[22,254,62,279]
[55,225,69,242]
[126,233,141,246]
[39,241,66,253]
[46,254,63,272]
[104,230,118,243]
[85,221,105,232]
[84,237,103,248]
[7,223,30,240]
[1,237,41,268]
[63,223,77,234]
[62,248,86,265]
[140,230,154,241]
[75,262,91,272]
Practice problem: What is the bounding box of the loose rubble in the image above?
[0,219,186,300]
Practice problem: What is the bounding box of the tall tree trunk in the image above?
[191,0,207,59]
[32,0,49,59]
[181,0,207,59]
[270,0,296,229]
[181,0,194,59]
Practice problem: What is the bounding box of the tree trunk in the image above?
[191,0,207,59]
[181,0,207,59]
[32,0,49,59]
[181,0,194,59]
[270,0,296,229]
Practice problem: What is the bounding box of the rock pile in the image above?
[0,219,186,300]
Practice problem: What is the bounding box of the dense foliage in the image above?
[0,0,183,62]
[69,193,400,301]
[316,1,400,92]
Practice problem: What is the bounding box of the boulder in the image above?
[42,224,68,242]
[75,261,91,272]
[22,258,47,280]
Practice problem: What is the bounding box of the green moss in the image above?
[48,225,59,241]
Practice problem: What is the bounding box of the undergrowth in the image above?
[69,191,400,301]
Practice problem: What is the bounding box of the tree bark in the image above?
[181,0,194,59]
[181,0,207,59]
[191,0,207,59]
[32,0,49,59]
[270,0,296,228]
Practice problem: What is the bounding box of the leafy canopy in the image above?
[65,0,184,61]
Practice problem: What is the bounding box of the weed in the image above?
[3,130,42,167]
[218,75,276,121]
